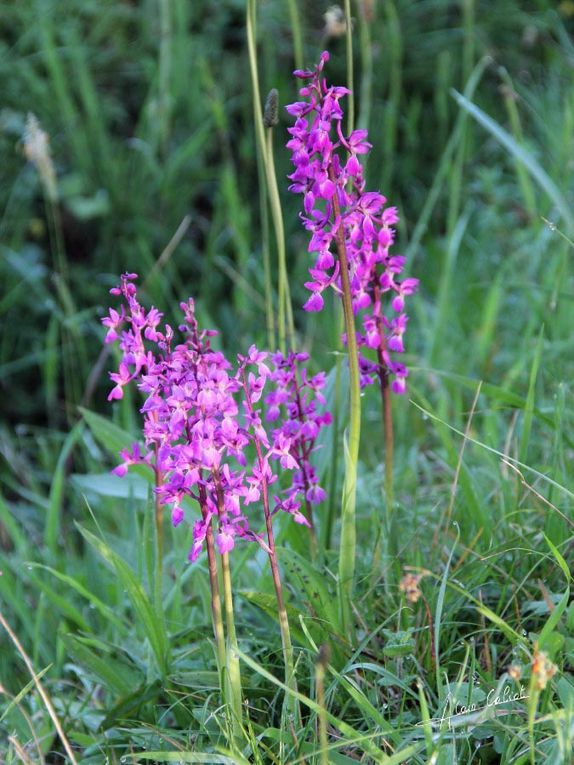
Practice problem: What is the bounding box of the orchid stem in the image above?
[221,551,243,742]
[153,455,164,614]
[205,518,226,683]
[263,505,298,722]
[329,167,361,641]
[241,370,299,723]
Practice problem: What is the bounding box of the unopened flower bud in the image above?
[263,89,279,128]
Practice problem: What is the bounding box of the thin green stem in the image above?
[266,127,295,351]
[344,0,354,135]
[221,552,243,742]
[210,471,242,740]
[357,0,373,132]
[382,379,394,506]
[205,517,226,678]
[257,147,276,350]
[286,0,304,71]
[199,484,228,725]
[315,646,330,765]
[153,457,164,613]
[371,353,394,579]
[381,1,402,192]
[247,0,294,353]
[329,168,361,640]
[373,282,394,515]
[240,370,299,722]
[323,349,342,553]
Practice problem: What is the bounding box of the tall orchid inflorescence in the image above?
[102,274,330,562]
[286,51,418,394]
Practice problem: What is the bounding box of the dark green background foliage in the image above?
[1,1,574,763]
[1,0,572,423]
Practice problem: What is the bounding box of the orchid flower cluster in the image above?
[266,351,332,529]
[102,274,330,561]
[286,51,418,393]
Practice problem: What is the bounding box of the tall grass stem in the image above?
[286,0,304,71]
[247,0,295,353]
[344,0,354,135]
[265,127,295,351]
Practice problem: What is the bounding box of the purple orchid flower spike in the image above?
[286,51,418,394]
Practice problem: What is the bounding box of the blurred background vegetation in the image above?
[2,1,574,761]
[2,0,573,425]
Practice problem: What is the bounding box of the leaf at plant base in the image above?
[77,525,169,677]
[61,633,143,696]
[278,548,341,633]
[99,679,163,731]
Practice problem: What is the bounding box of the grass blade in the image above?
[452,89,574,233]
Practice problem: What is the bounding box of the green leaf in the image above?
[99,679,163,731]
[61,633,142,696]
[72,472,151,500]
[24,571,90,632]
[77,525,169,676]
[26,562,125,630]
[237,648,391,763]
[125,755,242,764]
[382,629,416,659]
[78,406,135,456]
[544,535,571,582]
[279,549,342,635]
[519,327,544,464]
[241,591,310,647]
[0,666,51,723]
[538,588,570,651]
[452,90,574,234]
[46,421,84,555]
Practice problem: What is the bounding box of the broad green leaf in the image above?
[72,472,150,500]
[26,563,125,630]
[79,406,134,456]
[25,572,90,632]
[77,525,169,676]
[61,633,142,696]
[278,549,342,635]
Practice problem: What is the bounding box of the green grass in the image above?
[1,1,574,762]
